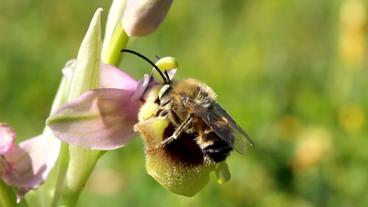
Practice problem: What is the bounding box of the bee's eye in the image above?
[158,84,170,100]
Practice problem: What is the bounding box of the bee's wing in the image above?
[212,103,254,152]
[185,100,253,153]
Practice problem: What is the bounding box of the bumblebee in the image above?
[123,49,253,163]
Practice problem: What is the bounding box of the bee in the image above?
[122,49,253,163]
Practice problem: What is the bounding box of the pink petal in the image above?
[47,89,140,150]
[62,60,138,90]
[2,130,60,193]
[100,63,138,90]
[132,74,156,101]
[0,123,16,155]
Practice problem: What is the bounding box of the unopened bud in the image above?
[123,0,173,36]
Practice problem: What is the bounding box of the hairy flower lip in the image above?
[160,122,206,166]
[139,118,215,168]
[135,117,215,197]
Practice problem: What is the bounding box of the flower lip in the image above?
[135,117,214,197]
[161,122,204,166]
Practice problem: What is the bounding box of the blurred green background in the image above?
[1,0,368,206]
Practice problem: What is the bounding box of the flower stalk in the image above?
[101,23,129,66]
[57,148,102,207]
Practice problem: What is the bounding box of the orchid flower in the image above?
[49,55,230,197]
[0,124,60,201]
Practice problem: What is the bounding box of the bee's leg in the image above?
[161,115,193,146]
[158,108,181,126]
[167,109,181,126]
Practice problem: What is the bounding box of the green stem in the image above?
[0,180,17,207]
[57,149,103,207]
[51,144,70,207]
[101,23,129,66]
[48,76,72,207]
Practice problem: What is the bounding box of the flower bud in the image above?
[123,0,173,36]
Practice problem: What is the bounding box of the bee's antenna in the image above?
[164,70,170,82]
[121,49,169,84]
